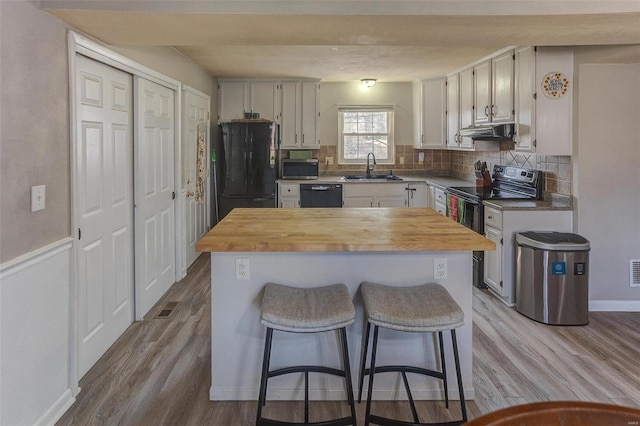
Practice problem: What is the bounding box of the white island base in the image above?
[209,251,474,402]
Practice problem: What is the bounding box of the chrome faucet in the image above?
[365,152,377,178]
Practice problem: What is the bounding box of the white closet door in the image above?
[134,77,176,319]
[183,89,210,268]
[75,54,134,378]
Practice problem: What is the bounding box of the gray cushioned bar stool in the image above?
[257,282,357,426]
[357,282,467,426]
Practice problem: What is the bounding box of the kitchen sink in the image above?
[343,174,403,181]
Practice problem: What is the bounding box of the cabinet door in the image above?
[484,226,503,292]
[376,195,407,207]
[426,184,435,208]
[343,196,373,208]
[421,79,446,148]
[280,82,301,148]
[514,46,536,152]
[301,82,320,148]
[492,50,515,122]
[408,183,428,207]
[279,198,299,208]
[459,68,475,149]
[474,60,491,124]
[249,81,280,122]
[218,80,247,123]
[446,75,460,148]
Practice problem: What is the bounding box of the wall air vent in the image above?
[631,259,640,287]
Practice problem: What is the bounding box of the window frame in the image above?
[337,106,395,165]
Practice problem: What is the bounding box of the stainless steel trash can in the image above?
[515,232,590,325]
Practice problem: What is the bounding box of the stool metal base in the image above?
[256,327,357,426]
[358,323,467,426]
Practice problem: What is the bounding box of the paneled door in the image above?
[183,88,210,268]
[75,54,134,378]
[134,77,176,319]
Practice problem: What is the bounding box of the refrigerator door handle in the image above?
[244,151,248,188]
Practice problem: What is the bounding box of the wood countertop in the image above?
[196,208,495,253]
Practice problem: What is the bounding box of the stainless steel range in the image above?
[446,165,544,288]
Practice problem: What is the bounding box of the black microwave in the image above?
[281,159,319,180]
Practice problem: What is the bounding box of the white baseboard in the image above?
[589,300,640,312]
[34,389,75,426]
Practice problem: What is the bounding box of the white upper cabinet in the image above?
[249,81,280,122]
[458,67,475,149]
[219,79,320,149]
[534,47,573,155]
[218,80,280,123]
[280,81,301,148]
[491,50,515,123]
[474,60,492,124]
[218,80,248,123]
[413,79,446,149]
[514,46,536,152]
[473,51,514,124]
[514,46,573,155]
[280,81,320,149]
[301,82,320,148]
[446,74,460,149]
[446,70,474,150]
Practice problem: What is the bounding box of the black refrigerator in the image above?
[218,121,279,220]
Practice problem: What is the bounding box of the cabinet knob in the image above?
[484,105,489,117]
[488,215,493,219]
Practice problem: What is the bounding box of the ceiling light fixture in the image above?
[361,78,377,88]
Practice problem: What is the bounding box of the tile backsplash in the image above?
[282,146,572,196]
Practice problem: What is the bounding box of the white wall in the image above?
[575,60,640,307]
[319,82,414,146]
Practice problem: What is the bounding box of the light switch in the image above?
[31,185,46,212]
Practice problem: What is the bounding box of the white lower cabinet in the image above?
[407,182,428,207]
[278,183,300,208]
[483,203,572,306]
[343,183,407,208]
[434,187,447,215]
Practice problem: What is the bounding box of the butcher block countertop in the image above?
[196,208,495,253]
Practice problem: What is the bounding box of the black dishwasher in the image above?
[299,184,343,207]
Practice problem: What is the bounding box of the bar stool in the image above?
[256,282,358,426]
[357,281,467,426]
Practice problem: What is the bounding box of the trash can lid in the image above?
[516,231,591,251]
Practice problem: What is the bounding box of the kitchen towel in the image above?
[457,198,466,225]
[447,194,459,223]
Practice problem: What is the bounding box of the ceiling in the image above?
[42,1,640,82]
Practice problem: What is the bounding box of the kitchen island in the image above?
[196,208,494,402]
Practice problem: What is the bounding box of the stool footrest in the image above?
[269,365,346,379]
[258,417,354,426]
[367,414,464,426]
[363,365,445,381]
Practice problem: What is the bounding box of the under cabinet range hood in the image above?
[459,122,515,141]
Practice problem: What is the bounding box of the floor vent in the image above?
[157,302,178,318]
[631,259,640,287]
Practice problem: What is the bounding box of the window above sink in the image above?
[337,106,395,166]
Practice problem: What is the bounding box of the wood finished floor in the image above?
[56,254,640,425]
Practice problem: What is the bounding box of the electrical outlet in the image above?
[235,258,250,280]
[326,156,334,165]
[418,152,425,164]
[434,258,448,280]
[399,156,404,165]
